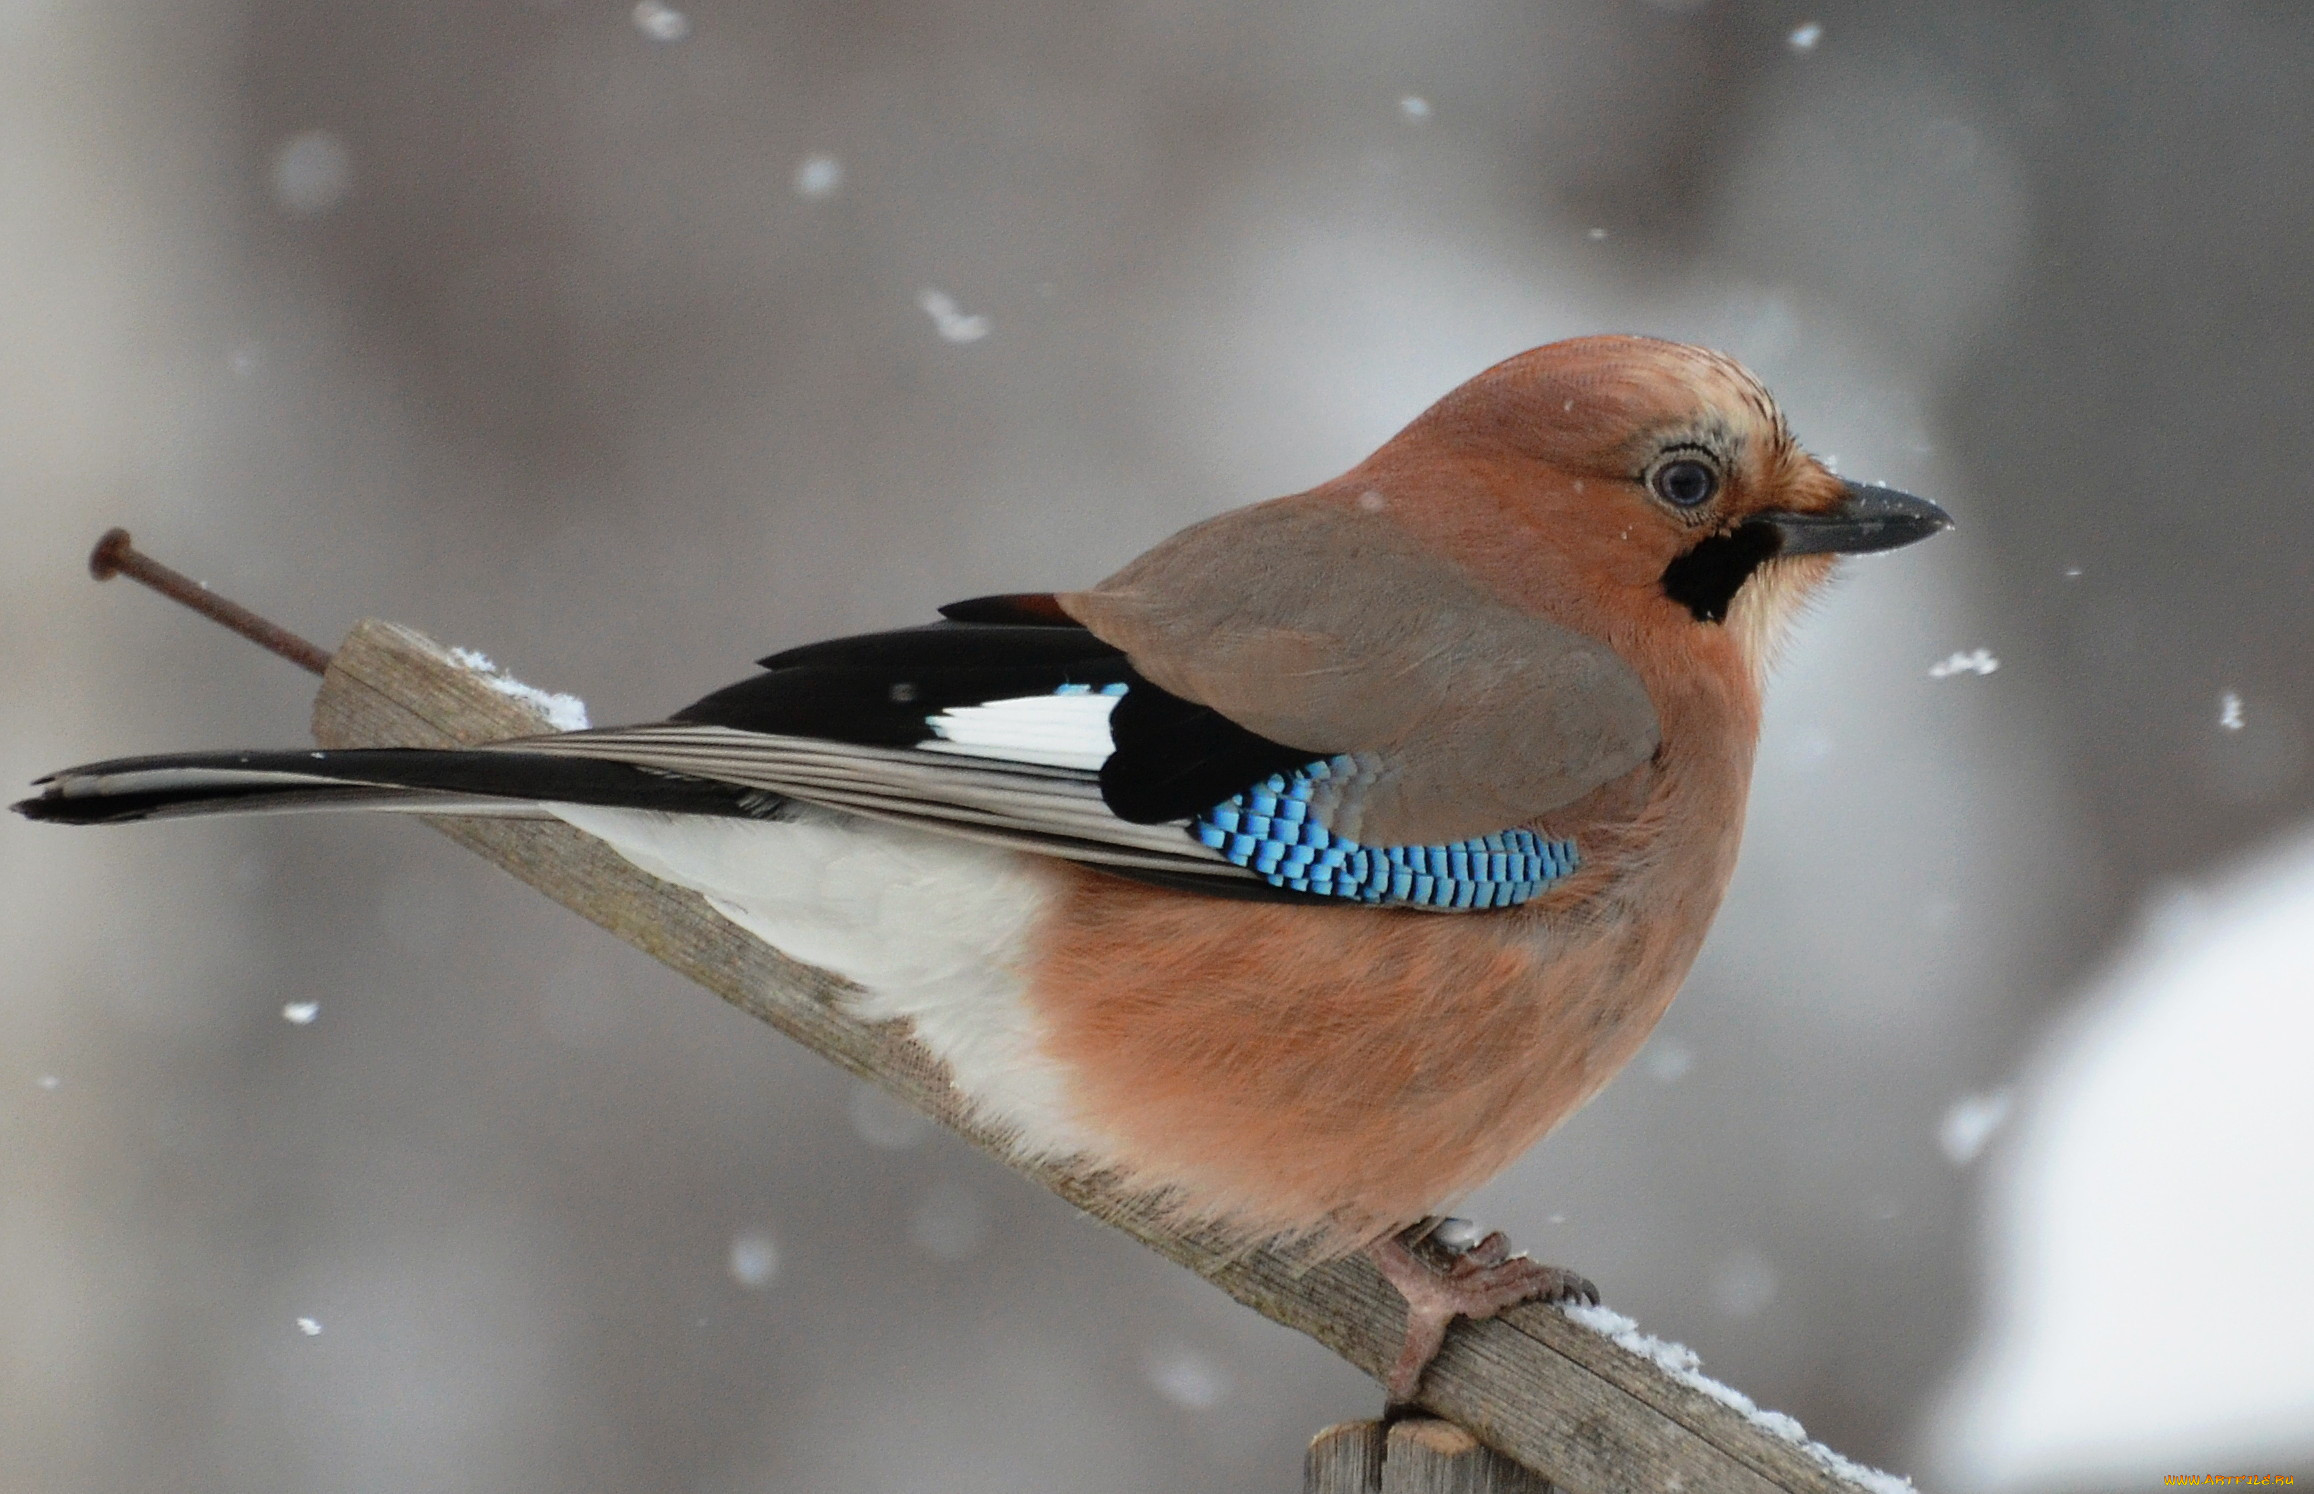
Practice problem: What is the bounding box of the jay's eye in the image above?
[1650,458,1719,509]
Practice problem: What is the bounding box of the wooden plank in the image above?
[1383,1419,1557,1494]
[1307,1421,1386,1494]
[310,618,1901,1494]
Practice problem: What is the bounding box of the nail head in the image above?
[89,528,134,582]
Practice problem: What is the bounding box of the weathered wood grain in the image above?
[1383,1419,1558,1494]
[1307,1421,1387,1494]
[310,617,1898,1494]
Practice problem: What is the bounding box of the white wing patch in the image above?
[919,685,1124,771]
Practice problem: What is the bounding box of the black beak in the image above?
[1757,481,1954,556]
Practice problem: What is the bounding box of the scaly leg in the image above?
[1367,1217,1599,1403]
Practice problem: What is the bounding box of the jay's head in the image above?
[1356,334,1951,676]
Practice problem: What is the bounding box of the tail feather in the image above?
[14,748,780,826]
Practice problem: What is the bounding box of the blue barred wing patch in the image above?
[1191,756,1579,909]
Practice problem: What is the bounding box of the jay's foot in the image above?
[1367,1218,1599,1403]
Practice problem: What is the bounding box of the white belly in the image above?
[549,802,1098,1162]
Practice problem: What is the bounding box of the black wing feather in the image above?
[681,622,1131,746]
[752,620,1119,672]
[686,617,1317,829]
[1099,675,1327,825]
[18,748,769,825]
[934,593,1081,626]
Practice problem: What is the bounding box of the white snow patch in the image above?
[1789,21,1823,51]
[1937,1089,2011,1167]
[1929,648,1999,678]
[281,1001,319,1026]
[792,153,842,199]
[917,288,990,343]
[727,1229,779,1288]
[447,647,591,731]
[1565,1303,1916,1494]
[631,1,689,41]
[1931,826,2314,1488]
[2219,691,2245,731]
[1431,1217,1489,1251]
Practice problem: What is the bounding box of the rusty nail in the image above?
[85,528,334,677]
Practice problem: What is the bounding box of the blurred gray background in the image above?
[4,1,2310,1490]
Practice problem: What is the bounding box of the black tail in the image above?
[14,747,781,826]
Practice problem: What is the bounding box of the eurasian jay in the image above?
[17,335,1951,1399]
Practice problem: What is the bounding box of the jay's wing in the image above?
[23,524,1647,907]
[506,615,1313,891]
[20,613,1302,894]
[522,598,1595,908]
[1060,497,1662,847]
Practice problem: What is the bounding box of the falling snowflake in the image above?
[1644,1040,1695,1083]
[792,154,842,199]
[270,131,352,218]
[1929,648,2000,679]
[917,288,990,344]
[1710,1251,1780,1319]
[1788,21,1823,51]
[2220,692,2245,731]
[296,1317,324,1336]
[282,1002,319,1025]
[728,1229,780,1289]
[632,1,690,41]
[1939,1090,2013,1167]
[1143,1343,1230,1410]
[1398,95,1431,120]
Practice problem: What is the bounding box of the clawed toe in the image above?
[1368,1224,1602,1402]
[1551,1268,1600,1307]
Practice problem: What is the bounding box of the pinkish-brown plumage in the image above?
[1030,336,1854,1251]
